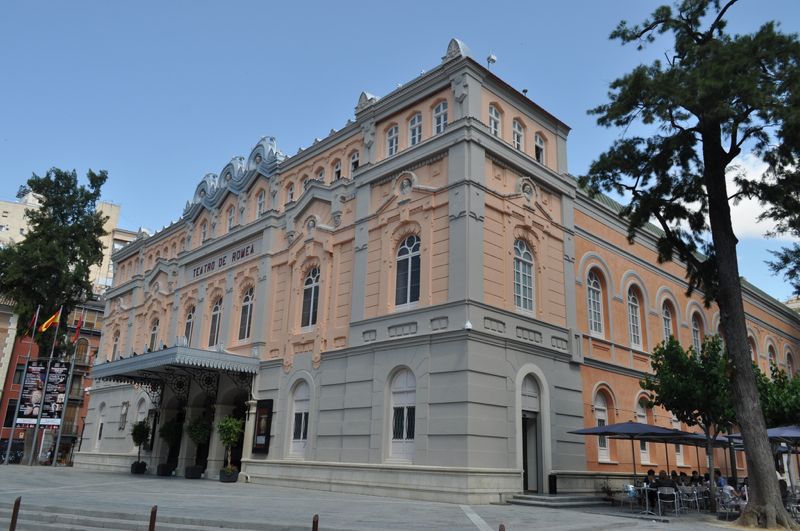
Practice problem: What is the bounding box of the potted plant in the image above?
[130,420,149,474]
[184,415,212,479]
[157,416,184,476]
[217,415,244,483]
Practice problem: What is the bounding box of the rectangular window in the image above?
[392,407,405,440]
[293,411,309,441]
[13,364,24,385]
[4,400,18,427]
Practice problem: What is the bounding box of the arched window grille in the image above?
[291,381,310,456]
[301,268,320,328]
[239,287,254,340]
[148,319,159,351]
[390,369,416,460]
[628,288,642,348]
[513,239,534,311]
[594,393,609,461]
[587,270,604,336]
[184,306,195,347]
[395,235,421,306]
[208,298,222,347]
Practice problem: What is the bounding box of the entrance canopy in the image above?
[92,346,259,407]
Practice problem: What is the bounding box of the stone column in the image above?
[240,399,257,464]
[175,406,201,476]
[205,404,234,479]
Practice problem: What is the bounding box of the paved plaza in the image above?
[0,466,741,530]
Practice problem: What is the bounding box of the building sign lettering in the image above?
[191,241,257,279]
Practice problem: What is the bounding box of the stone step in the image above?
[0,506,305,531]
[508,494,610,508]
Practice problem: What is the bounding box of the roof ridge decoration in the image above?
[442,38,471,63]
[183,136,285,220]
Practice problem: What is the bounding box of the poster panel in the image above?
[16,361,46,425]
[41,361,68,426]
[252,399,273,454]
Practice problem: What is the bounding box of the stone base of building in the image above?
[74,451,143,473]
[241,459,521,504]
[552,470,644,495]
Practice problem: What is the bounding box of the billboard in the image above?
[16,360,69,426]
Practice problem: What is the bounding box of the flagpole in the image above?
[28,305,61,466]
[4,306,40,465]
[52,308,84,467]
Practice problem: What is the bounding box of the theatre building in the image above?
[76,39,800,502]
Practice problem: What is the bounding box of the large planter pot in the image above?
[130,461,147,475]
[156,463,173,477]
[185,465,204,479]
[219,469,239,483]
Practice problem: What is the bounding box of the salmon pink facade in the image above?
[75,39,800,503]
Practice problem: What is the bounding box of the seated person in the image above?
[714,469,728,488]
[690,471,702,485]
[678,472,689,486]
[655,470,678,489]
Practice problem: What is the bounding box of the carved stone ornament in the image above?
[442,38,472,63]
[400,177,413,195]
[332,212,342,227]
[306,217,317,231]
[254,153,262,164]
[361,120,376,148]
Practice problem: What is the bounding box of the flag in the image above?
[39,309,61,333]
[22,310,38,337]
[72,312,83,342]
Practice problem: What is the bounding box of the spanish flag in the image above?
[39,308,61,332]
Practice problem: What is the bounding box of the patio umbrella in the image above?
[730,425,800,489]
[570,421,679,480]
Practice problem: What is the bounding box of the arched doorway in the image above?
[521,375,542,492]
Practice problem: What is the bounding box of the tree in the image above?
[581,1,800,526]
[756,365,800,429]
[216,415,244,473]
[0,168,108,353]
[130,420,150,464]
[641,336,737,511]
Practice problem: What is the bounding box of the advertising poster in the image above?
[16,361,46,425]
[41,361,69,426]
[252,399,273,454]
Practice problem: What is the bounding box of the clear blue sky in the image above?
[1,1,798,301]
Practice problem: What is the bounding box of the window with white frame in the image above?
[200,222,208,241]
[512,119,524,150]
[390,369,416,461]
[238,287,253,340]
[409,113,422,146]
[594,393,609,461]
[350,152,359,173]
[636,399,649,463]
[513,239,534,311]
[387,125,399,156]
[534,133,545,164]
[287,184,295,203]
[488,105,501,136]
[301,267,320,328]
[184,306,195,347]
[317,168,325,182]
[691,313,703,351]
[433,101,448,134]
[587,270,604,336]
[662,301,675,340]
[208,298,222,347]
[112,331,120,360]
[227,206,235,232]
[290,381,310,456]
[395,235,421,307]
[628,288,642,348]
[257,190,266,215]
[333,160,342,180]
[148,319,159,351]
[672,417,684,466]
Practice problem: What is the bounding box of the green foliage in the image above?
[217,415,244,473]
[755,364,800,428]
[158,416,184,448]
[130,420,149,462]
[641,336,736,436]
[185,415,212,447]
[0,168,107,350]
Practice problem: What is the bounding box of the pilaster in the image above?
[241,399,257,462]
[349,186,371,323]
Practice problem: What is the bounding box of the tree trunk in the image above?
[707,435,718,513]
[703,125,796,529]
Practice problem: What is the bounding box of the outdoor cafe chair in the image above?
[678,486,699,512]
[657,487,680,516]
[623,484,640,511]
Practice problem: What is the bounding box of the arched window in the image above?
[112,331,120,360]
[691,313,704,351]
[594,393,610,461]
[534,134,546,164]
[390,369,416,461]
[513,239,534,311]
[287,183,295,203]
[301,268,320,328]
[395,235,421,307]
[586,270,605,336]
[257,190,266,215]
[662,301,675,340]
[333,160,342,180]
[788,352,795,377]
[768,345,777,369]
[387,125,399,156]
[136,399,147,422]
[749,336,758,362]
[512,119,524,150]
[227,206,235,232]
[290,381,310,456]
[208,298,222,347]
[349,151,360,173]
[409,113,422,146]
[488,105,501,136]
[433,101,448,134]
[317,168,325,182]
[627,288,642,349]
[238,287,254,340]
[184,306,195,347]
[200,222,208,242]
[148,318,159,351]
[636,398,650,463]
